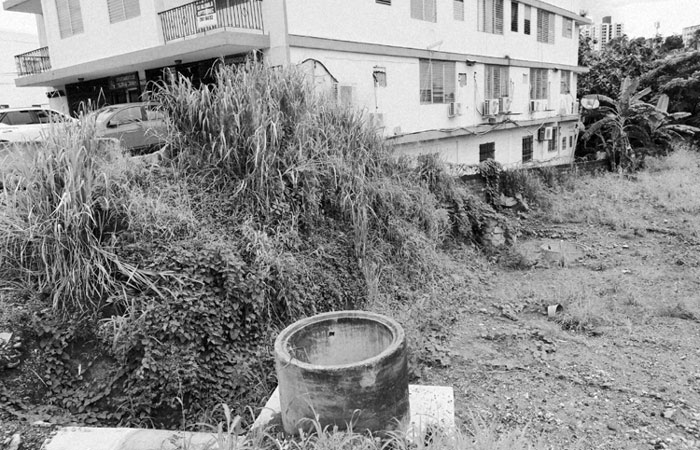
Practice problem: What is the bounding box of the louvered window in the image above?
[419,59,456,104]
[478,0,504,34]
[530,68,548,100]
[108,0,140,23]
[411,0,436,22]
[548,127,558,152]
[485,65,509,99]
[511,2,518,32]
[523,5,531,35]
[522,136,533,162]
[563,18,573,38]
[480,142,496,161]
[454,0,464,21]
[537,9,555,43]
[560,70,571,94]
[56,0,84,38]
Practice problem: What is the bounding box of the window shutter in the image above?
[56,0,83,38]
[109,0,140,23]
[454,0,464,21]
[511,1,518,32]
[445,61,456,102]
[494,0,503,34]
[548,12,555,43]
[420,60,432,103]
[425,0,436,22]
[524,5,531,34]
[411,0,423,20]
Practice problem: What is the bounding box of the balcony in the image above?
[159,0,264,43]
[15,46,51,77]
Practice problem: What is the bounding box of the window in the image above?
[111,106,143,126]
[560,70,571,94]
[530,68,548,100]
[485,65,509,99]
[108,0,140,23]
[537,9,555,43]
[56,0,84,38]
[548,127,558,152]
[522,136,533,162]
[569,136,574,148]
[480,142,496,161]
[376,0,391,4]
[373,67,387,87]
[419,59,456,104]
[511,2,518,32]
[411,0,436,22]
[454,0,464,21]
[0,111,38,125]
[523,5,531,35]
[562,136,567,149]
[563,18,573,38]
[478,0,504,34]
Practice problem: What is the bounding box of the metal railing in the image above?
[15,46,51,77]
[159,0,264,42]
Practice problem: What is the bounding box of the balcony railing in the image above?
[159,0,264,43]
[15,46,51,77]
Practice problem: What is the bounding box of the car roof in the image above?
[0,106,58,112]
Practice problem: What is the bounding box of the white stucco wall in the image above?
[290,47,579,136]
[285,0,581,67]
[40,0,163,71]
[394,121,578,167]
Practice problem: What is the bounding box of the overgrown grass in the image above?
[0,119,153,316]
[543,146,700,232]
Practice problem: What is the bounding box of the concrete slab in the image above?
[42,427,243,450]
[252,384,455,437]
[43,385,454,449]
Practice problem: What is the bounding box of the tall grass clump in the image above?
[0,118,149,316]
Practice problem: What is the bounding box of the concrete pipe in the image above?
[274,310,410,435]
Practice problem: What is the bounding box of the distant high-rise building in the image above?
[683,24,700,48]
[581,16,625,51]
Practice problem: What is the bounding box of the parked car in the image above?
[0,106,74,147]
[90,102,167,154]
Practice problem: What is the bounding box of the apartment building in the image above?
[581,16,624,51]
[683,24,700,48]
[4,0,590,168]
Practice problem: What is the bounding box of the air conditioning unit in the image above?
[537,126,554,141]
[544,126,554,140]
[483,99,500,116]
[448,102,462,117]
[530,99,547,113]
[499,97,512,113]
[368,112,385,128]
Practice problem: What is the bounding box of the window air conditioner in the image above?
[448,102,462,117]
[530,99,547,113]
[499,97,512,113]
[483,99,500,116]
[544,126,554,140]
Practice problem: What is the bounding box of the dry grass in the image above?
[543,147,700,232]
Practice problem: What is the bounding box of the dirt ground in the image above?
[424,216,700,449]
[3,152,700,449]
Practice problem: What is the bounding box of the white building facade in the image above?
[581,16,624,52]
[683,24,700,48]
[4,0,589,168]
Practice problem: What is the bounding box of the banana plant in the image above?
[580,77,700,170]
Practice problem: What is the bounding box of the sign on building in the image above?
[196,0,217,31]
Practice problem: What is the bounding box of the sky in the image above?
[581,0,700,38]
[1,0,700,38]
